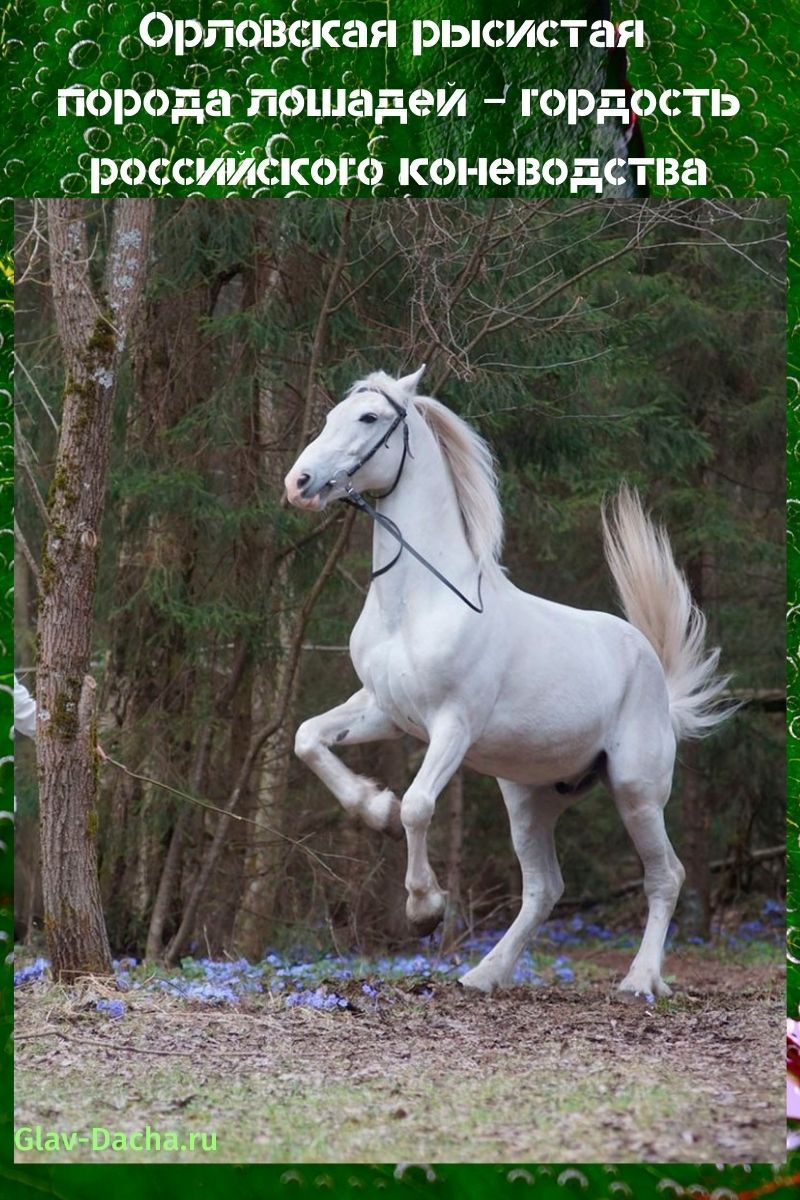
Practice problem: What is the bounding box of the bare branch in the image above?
[14,351,59,432]
[14,413,49,528]
[14,519,39,588]
[298,200,354,454]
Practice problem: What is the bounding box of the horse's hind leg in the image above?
[460,783,569,993]
[607,736,684,998]
[294,689,404,837]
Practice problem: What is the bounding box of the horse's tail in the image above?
[601,484,735,741]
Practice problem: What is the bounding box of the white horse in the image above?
[285,367,731,995]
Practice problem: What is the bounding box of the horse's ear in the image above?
[397,364,426,394]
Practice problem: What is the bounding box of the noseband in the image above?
[332,388,484,614]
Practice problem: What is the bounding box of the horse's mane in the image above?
[351,371,504,574]
[413,394,504,575]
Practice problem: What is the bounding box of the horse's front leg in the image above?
[402,715,471,936]
[295,689,404,837]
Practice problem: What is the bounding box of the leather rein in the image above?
[333,390,484,614]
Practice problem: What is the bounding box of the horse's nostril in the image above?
[297,472,311,491]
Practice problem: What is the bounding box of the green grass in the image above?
[14,1048,702,1163]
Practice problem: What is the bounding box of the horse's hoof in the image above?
[618,973,671,1001]
[458,966,496,994]
[409,910,444,938]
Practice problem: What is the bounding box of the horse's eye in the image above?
[359,413,378,424]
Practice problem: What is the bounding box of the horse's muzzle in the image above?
[285,466,322,509]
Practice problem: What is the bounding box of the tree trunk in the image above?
[679,537,716,939]
[37,199,151,981]
[144,724,213,960]
[374,738,409,943]
[440,770,464,952]
[232,561,297,958]
[99,248,213,948]
[38,676,110,978]
[679,744,711,938]
[229,217,301,959]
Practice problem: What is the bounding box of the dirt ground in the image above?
[14,948,785,1164]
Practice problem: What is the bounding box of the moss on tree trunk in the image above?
[37,199,152,982]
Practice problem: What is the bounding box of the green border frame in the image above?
[1,0,798,1193]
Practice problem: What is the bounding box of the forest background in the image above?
[14,197,785,969]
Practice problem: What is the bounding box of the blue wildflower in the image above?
[111,956,138,971]
[14,957,49,988]
[285,987,348,1011]
[96,999,126,1019]
[157,976,241,1004]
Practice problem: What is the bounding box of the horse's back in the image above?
[499,582,665,689]
[461,584,671,783]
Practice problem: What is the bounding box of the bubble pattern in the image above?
[618,0,797,198]
[5,0,795,200]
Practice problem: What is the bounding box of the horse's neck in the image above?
[369,420,476,614]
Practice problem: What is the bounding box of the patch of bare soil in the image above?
[14,953,784,1163]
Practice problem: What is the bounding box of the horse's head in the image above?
[284,366,425,509]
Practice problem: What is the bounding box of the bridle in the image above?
[341,389,410,502]
[330,388,484,614]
